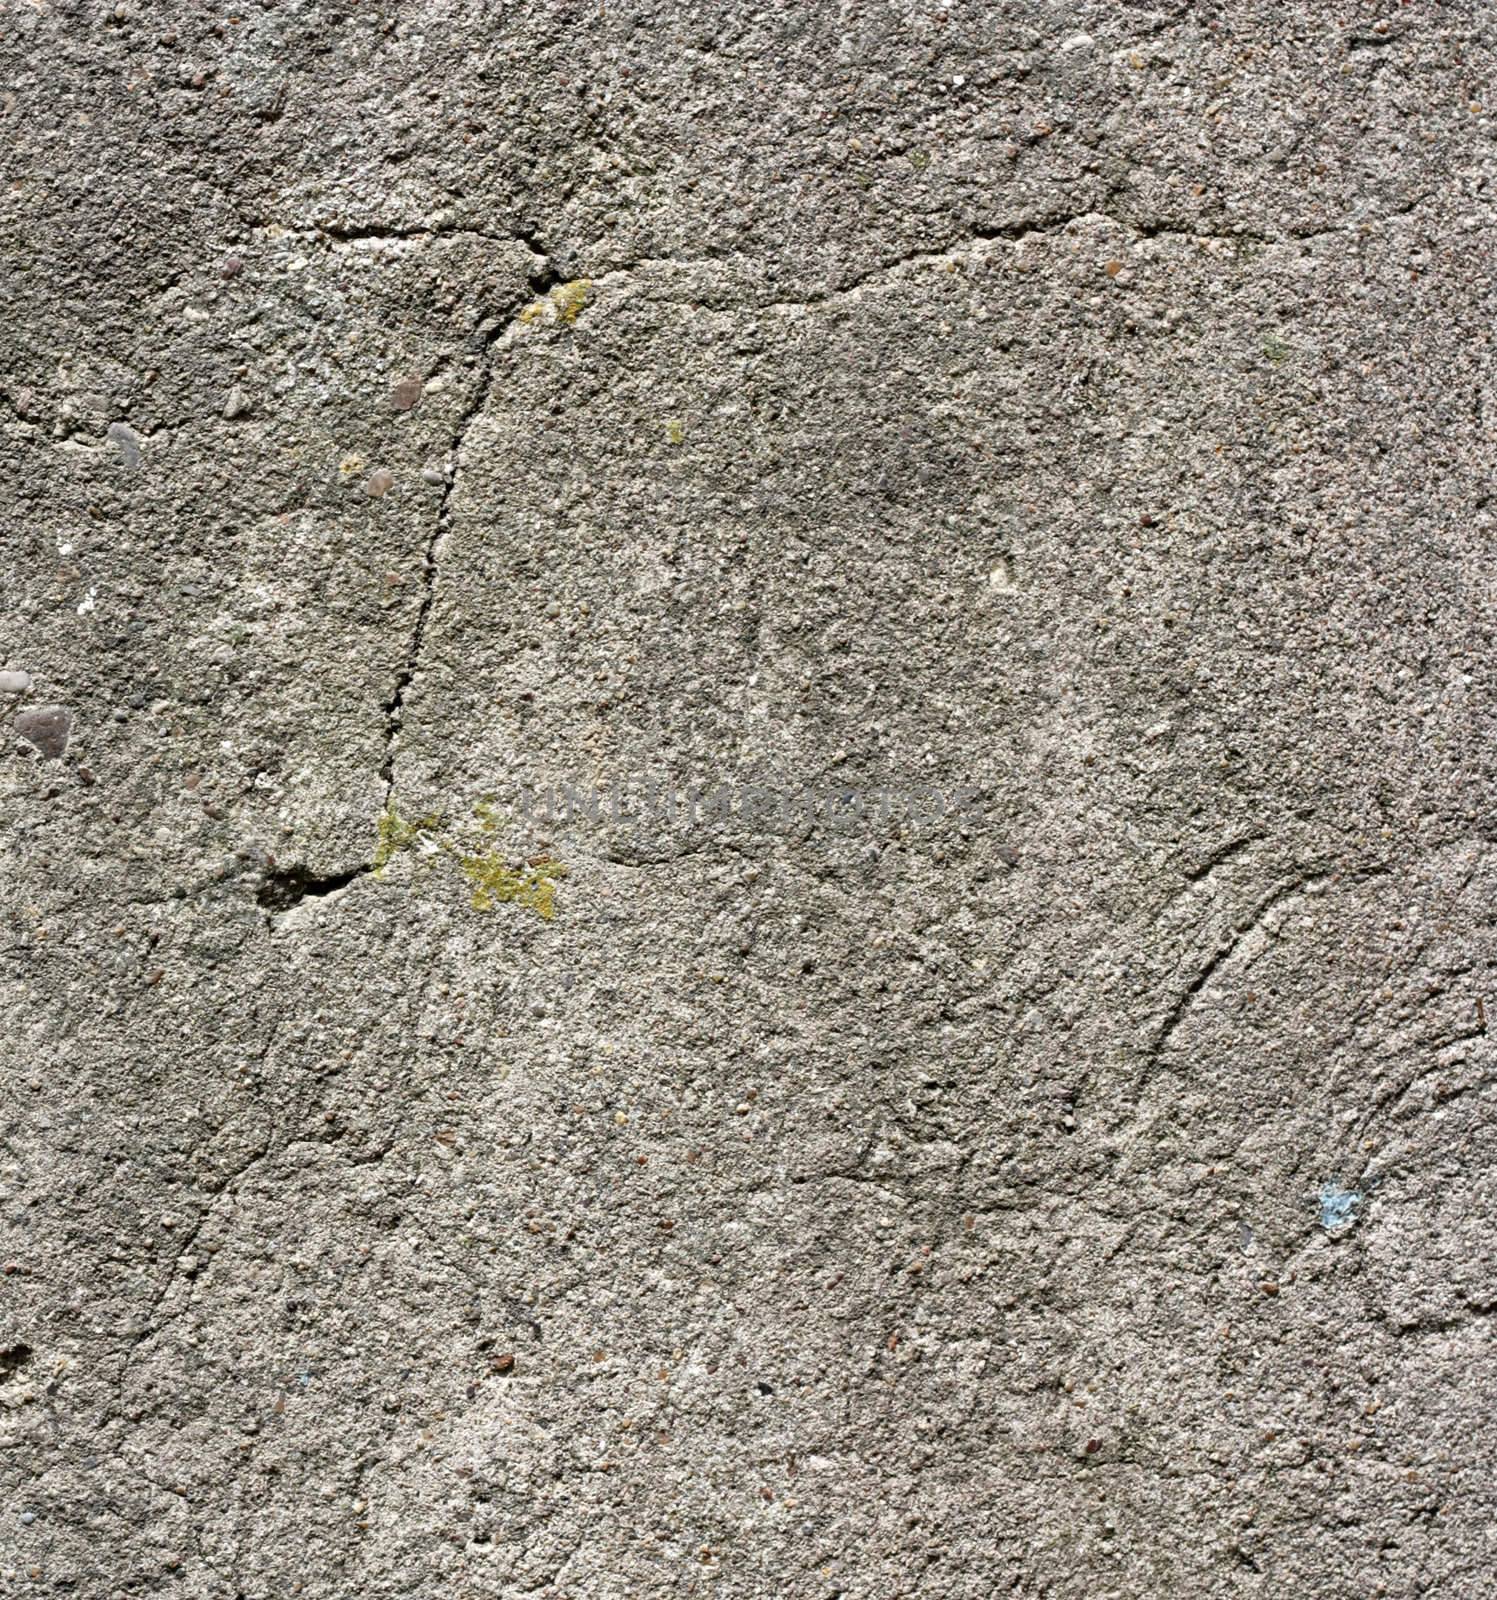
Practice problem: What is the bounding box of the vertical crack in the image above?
[244,238,565,925]
[378,248,553,794]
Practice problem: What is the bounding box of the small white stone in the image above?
[1060,32,1095,52]
[0,670,31,693]
[988,556,1017,593]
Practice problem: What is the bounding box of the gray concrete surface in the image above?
[2,2,1495,1595]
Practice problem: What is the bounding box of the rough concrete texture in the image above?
[2,2,1495,1596]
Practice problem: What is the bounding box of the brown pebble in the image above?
[391,377,424,412]
[366,468,395,498]
[1105,260,1122,277]
[220,256,244,279]
[491,1353,514,1373]
[1260,1281,1280,1296]
[1084,1438,1103,1454]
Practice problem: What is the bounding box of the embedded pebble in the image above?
[224,387,250,419]
[106,421,142,469]
[391,377,424,412]
[220,255,244,279]
[366,468,396,498]
[0,670,31,694]
[14,705,71,760]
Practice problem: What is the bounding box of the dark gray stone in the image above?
[12,704,71,760]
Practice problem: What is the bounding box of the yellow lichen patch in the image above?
[458,853,568,920]
[373,803,440,876]
[665,419,685,445]
[552,278,591,323]
[520,278,594,329]
[372,800,564,919]
[472,798,504,835]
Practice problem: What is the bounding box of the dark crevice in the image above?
[518,226,561,291]
[310,221,528,249]
[256,862,371,912]
[0,1343,33,1382]
[317,222,434,241]
[527,258,563,295]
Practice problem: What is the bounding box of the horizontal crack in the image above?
[256,862,372,912]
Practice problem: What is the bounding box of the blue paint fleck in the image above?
[1319,1183,1362,1233]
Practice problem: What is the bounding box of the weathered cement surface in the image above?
[2,2,1495,1595]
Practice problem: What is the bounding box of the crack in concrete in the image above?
[752,195,1435,311]
[1143,870,1330,1073]
[377,267,548,796]
[264,189,1434,335]
[111,1129,275,1405]
[244,188,1433,926]
[247,239,557,923]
